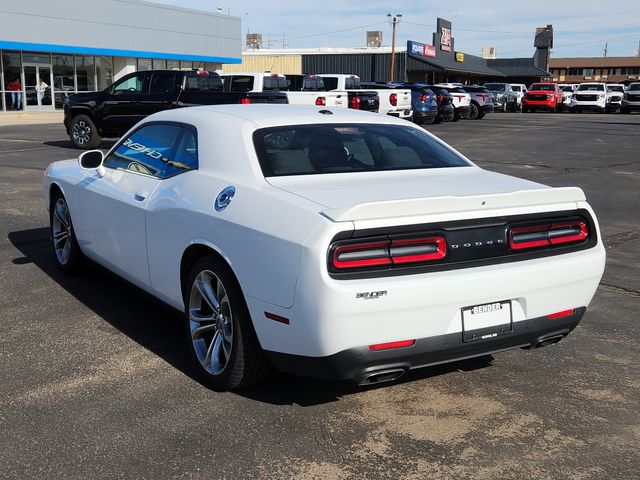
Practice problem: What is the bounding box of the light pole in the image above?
[387,13,402,82]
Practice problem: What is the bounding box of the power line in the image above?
[286,21,387,41]
[402,20,640,35]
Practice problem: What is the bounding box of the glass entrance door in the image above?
[23,64,53,111]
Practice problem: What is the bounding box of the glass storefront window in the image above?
[76,55,95,91]
[96,56,113,90]
[52,54,74,108]
[179,60,193,70]
[22,52,51,64]
[2,51,23,111]
[167,60,179,70]
[152,59,166,70]
[138,58,152,71]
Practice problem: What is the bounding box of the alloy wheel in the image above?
[52,197,72,265]
[72,120,91,145]
[188,270,234,375]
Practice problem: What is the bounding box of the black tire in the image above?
[69,114,102,149]
[184,255,271,390]
[522,107,529,113]
[49,190,84,274]
[422,115,435,125]
[468,102,480,120]
[621,107,629,114]
[477,112,486,119]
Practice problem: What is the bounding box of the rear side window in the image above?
[253,124,469,177]
[104,124,198,179]
[150,73,177,93]
[229,75,254,92]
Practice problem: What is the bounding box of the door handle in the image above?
[134,191,148,201]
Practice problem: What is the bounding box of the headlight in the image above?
[572,94,577,99]
[599,94,605,99]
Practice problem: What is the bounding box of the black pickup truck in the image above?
[64,70,288,149]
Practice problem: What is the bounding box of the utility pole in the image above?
[387,13,402,83]
[603,42,608,58]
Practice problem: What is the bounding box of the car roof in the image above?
[146,104,410,130]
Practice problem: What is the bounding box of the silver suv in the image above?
[460,85,495,119]
[484,83,518,112]
[621,82,640,114]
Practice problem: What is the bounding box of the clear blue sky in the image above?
[150,0,640,58]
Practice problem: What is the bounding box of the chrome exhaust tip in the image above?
[358,368,406,386]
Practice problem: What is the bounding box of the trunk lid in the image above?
[267,167,585,223]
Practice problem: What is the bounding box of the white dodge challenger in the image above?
[44,105,606,389]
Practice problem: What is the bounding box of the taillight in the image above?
[509,220,588,251]
[240,98,251,104]
[350,96,361,109]
[437,95,444,103]
[547,309,575,320]
[390,93,397,106]
[331,236,446,270]
[332,241,391,269]
[390,237,446,264]
[315,96,326,106]
[420,93,428,102]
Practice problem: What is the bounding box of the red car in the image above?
[522,83,564,112]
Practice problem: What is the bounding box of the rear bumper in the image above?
[387,108,413,119]
[265,308,585,383]
[413,110,438,122]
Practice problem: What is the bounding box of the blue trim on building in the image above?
[0,40,242,64]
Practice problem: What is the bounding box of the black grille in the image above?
[576,94,598,101]
[627,94,640,101]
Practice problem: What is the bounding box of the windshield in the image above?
[511,85,521,92]
[560,86,573,92]
[530,84,555,91]
[253,124,470,177]
[607,85,624,92]
[484,84,505,91]
[630,83,640,91]
[578,84,605,91]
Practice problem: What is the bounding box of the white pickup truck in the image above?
[219,72,347,108]
[319,74,413,119]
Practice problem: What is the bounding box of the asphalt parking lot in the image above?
[1,112,639,479]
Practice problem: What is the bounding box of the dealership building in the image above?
[0,0,241,111]
[224,18,551,86]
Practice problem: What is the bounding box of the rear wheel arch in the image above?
[180,244,242,303]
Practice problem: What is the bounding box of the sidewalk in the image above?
[0,111,64,127]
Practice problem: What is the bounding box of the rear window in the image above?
[511,85,521,92]
[345,77,361,89]
[253,124,470,177]
[263,76,288,91]
[484,84,505,91]
[184,73,223,91]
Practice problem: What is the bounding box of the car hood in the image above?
[267,167,586,222]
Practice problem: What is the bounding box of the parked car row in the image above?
[480,81,640,114]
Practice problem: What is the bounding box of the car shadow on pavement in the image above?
[9,227,494,407]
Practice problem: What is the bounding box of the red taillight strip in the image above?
[509,220,588,251]
[369,339,415,351]
[332,241,391,269]
[390,93,398,106]
[315,96,326,106]
[350,96,360,109]
[547,309,575,320]
[332,237,446,270]
[390,237,446,264]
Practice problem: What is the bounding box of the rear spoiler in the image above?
[321,187,586,222]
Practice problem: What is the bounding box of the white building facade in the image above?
[0,0,241,111]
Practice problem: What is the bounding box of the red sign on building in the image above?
[440,27,452,52]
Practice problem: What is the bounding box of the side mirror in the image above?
[78,150,106,177]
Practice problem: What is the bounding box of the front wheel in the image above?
[184,256,271,390]
[50,192,84,273]
[70,114,102,149]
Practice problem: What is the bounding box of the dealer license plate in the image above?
[462,300,512,342]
